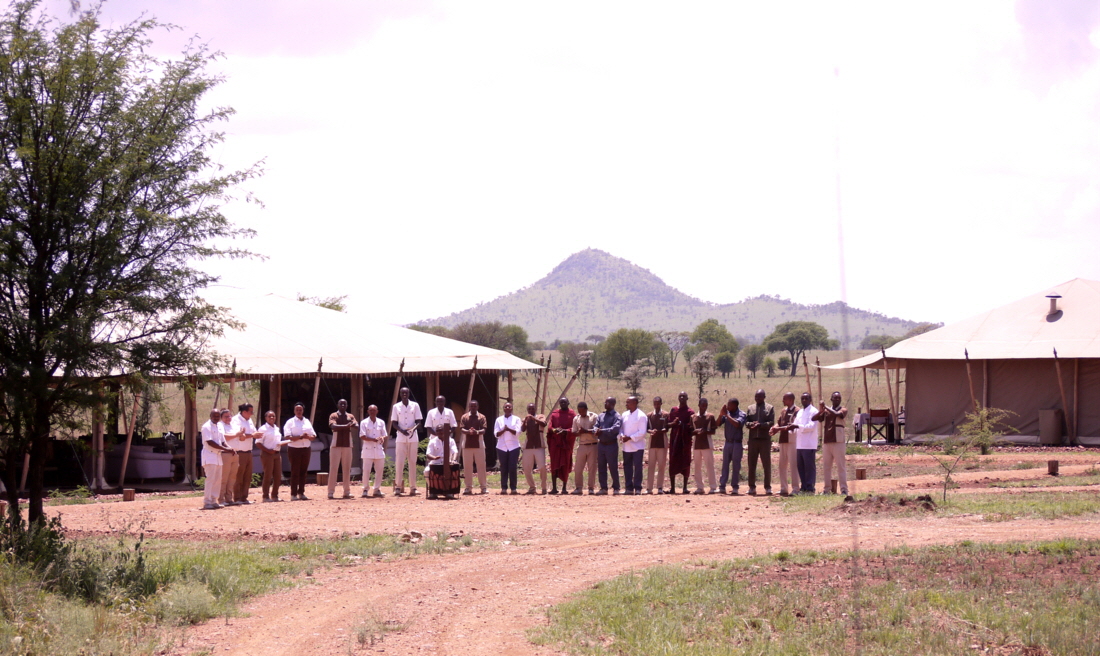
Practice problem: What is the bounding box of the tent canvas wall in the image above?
[826,279,1100,445]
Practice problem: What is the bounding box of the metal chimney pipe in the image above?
[1046,294,1061,316]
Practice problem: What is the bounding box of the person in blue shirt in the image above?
[717,398,747,494]
[595,397,623,496]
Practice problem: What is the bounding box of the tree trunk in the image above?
[3,455,19,522]
[26,407,51,524]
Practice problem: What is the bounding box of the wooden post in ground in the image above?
[1053,349,1073,444]
[1073,358,1080,446]
[507,371,513,404]
[1048,460,1059,476]
[309,359,323,425]
[122,489,135,502]
[116,387,143,489]
[558,366,582,402]
[855,468,867,480]
[183,378,196,484]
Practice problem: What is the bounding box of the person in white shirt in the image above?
[494,402,523,494]
[218,409,244,505]
[619,396,648,495]
[283,402,317,500]
[201,409,233,509]
[230,403,257,505]
[257,410,285,502]
[389,388,423,496]
[425,426,460,500]
[359,405,388,498]
[791,393,820,494]
[424,396,460,499]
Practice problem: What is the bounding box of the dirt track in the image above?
[50,457,1100,656]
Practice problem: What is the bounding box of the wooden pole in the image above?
[507,371,513,404]
[183,378,196,485]
[227,359,237,411]
[540,355,553,415]
[801,354,813,399]
[389,359,406,415]
[558,366,582,402]
[465,356,479,410]
[982,359,989,408]
[1073,359,1080,446]
[963,349,979,412]
[309,358,323,425]
[815,356,823,403]
[895,358,903,440]
[881,348,897,440]
[533,355,544,411]
[862,367,871,410]
[116,388,143,489]
[1053,348,1072,442]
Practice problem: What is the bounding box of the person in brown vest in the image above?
[744,389,775,496]
[819,391,849,495]
[691,398,717,494]
[460,399,488,495]
[521,402,548,494]
[327,399,357,499]
[769,392,801,496]
[645,396,669,494]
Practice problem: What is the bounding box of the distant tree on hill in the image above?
[686,319,740,361]
[689,350,715,400]
[597,329,657,376]
[656,330,690,373]
[741,345,767,378]
[860,334,896,350]
[409,325,450,337]
[586,334,606,344]
[714,352,736,378]
[449,322,532,359]
[298,294,348,312]
[764,321,830,376]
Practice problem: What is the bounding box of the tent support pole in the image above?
[227,359,236,411]
[802,354,813,399]
[183,379,196,485]
[116,387,142,489]
[558,366,582,402]
[309,359,323,425]
[881,349,897,442]
[1073,359,1080,445]
[815,357,823,403]
[507,371,513,405]
[895,359,903,439]
[862,367,870,410]
[533,356,544,412]
[982,359,989,408]
[1053,349,1072,443]
[465,357,478,411]
[540,355,552,415]
[963,349,978,412]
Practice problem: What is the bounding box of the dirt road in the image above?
[52,462,1100,656]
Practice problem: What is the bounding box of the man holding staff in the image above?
[547,398,576,495]
[459,399,488,495]
[359,404,388,498]
[645,396,669,494]
[327,398,357,499]
[390,387,423,496]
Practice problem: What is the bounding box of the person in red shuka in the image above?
[666,391,695,495]
[546,397,576,495]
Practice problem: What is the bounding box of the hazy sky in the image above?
[47,0,1100,329]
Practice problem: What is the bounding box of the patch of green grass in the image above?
[991,474,1100,489]
[1012,461,1040,470]
[942,491,1100,521]
[847,443,873,455]
[531,540,1100,656]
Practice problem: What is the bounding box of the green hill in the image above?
[419,249,922,344]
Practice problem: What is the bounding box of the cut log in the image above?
[122,489,136,502]
[1048,460,1059,476]
[855,468,867,480]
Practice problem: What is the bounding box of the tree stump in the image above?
[316,472,329,486]
[1048,460,1059,476]
[122,489,136,502]
[855,468,867,480]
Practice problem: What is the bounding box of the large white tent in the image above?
[825,279,1100,445]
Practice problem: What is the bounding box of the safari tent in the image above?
[825,279,1100,445]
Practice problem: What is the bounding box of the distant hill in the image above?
[418,249,923,344]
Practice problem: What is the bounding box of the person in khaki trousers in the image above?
[571,401,598,494]
[818,391,849,495]
[521,403,548,494]
[691,398,717,494]
[460,400,488,495]
[218,409,243,505]
[231,403,258,504]
[258,411,285,501]
[645,396,669,494]
[327,399,357,499]
[769,393,801,496]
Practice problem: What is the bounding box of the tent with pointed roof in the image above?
[824,279,1100,444]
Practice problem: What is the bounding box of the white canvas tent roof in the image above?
[198,289,541,377]
[825,278,1100,370]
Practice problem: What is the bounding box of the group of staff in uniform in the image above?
[198,386,850,509]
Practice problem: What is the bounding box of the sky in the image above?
[46,0,1100,330]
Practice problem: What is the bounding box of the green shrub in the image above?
[151,581,219,625]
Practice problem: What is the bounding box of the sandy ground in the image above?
[49,453,1100,656]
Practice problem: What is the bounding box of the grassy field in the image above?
[0,528,483,656]
[773,490,1100,521]
[530,539,1100,656]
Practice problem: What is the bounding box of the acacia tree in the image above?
[0,3,258,522]
[688,350,715,400]
[763,321,830,376]
[656,330,689,374]
[741,345,767,378]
